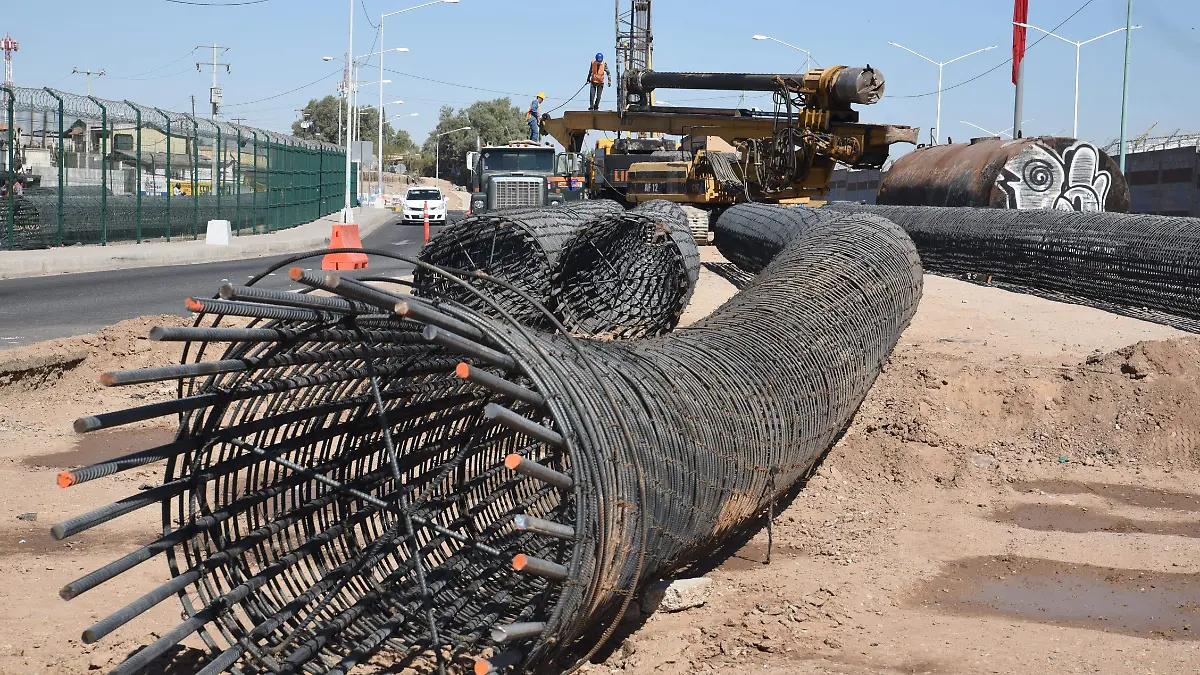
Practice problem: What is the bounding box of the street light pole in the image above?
[1014,22,1135,138]
[379,0,458,201]
[887,42,996,145]
[1119,0,1134,171]
[434,125,472,183]
[750,35,814,72]
[342,0,354,222]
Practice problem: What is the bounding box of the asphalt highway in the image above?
[0,214,455,349]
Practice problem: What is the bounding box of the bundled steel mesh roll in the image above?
[712,203,848,274]
[825,204,1200,332]
[54,211,920,675]
[553,200,700,338]
[415,201,625,327]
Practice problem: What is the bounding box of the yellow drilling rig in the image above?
[542,0,918,212]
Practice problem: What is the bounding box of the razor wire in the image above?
[51,210,922,675]
[1,85,351,250]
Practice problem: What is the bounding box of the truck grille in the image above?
[492,178,542,209]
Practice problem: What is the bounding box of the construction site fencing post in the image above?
[155,109,172,242]
[214,122,221,223]
[124,101,142,243]
[44,89,65,247]
[2,86,12,250]
[251,131,259,233]
[235,126,242,235]
[87,96,108,246]
[189,115,199,239]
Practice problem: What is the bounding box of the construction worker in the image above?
[527,92,545,141]
[587,53,611,111]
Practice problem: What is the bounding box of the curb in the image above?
[0,209,396,280]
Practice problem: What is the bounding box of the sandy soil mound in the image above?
[1,259,1198,675]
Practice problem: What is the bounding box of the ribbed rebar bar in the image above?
[55,212,921,674]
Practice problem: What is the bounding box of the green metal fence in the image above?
[0,87,357,251]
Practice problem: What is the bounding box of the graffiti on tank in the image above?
[998,141,1112,212]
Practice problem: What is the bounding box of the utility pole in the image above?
[231,117,246,125]
[71,67,105,96]
[196,43,231,119]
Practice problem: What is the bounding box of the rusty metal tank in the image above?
[878,136,1130,212]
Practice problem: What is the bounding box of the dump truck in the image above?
[466,140,583,213]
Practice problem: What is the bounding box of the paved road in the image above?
[0,214,457,349]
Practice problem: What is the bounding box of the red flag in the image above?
[1012,0,1029,84]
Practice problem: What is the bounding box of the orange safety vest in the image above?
[589,60,607,84]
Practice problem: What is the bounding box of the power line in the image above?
[360,0,378,28]
[106,48,198,80]
[890,0,1098,99]
[224,68,342,107]
[165,0,270,5]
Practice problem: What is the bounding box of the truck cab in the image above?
[467,141,580,213]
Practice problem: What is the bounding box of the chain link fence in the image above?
[0,86,358,250]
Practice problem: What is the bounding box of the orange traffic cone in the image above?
[322,223,369,270]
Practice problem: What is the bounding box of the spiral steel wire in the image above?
[414,201,624,328]
[417,201,699,338]
[825,204,1200,333]
[553,200,700,338]
[53,211,921,675]
[712,203,848,274]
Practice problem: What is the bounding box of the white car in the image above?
[401,187,448,224]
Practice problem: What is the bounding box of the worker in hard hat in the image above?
[587,53,611,111]
[527,92,545,141]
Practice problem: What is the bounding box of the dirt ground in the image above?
[1,248,1198,675]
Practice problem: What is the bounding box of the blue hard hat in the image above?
[596,53,604,61]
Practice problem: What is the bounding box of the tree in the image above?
[421,98,527,183]
[292,95,395,147]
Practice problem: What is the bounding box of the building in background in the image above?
[1106,133,1200,217]
[826,167,884,204]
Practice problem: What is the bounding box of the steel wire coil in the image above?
[712,203,848,274]
[553,200,700,338]
[414,201,624,327]
[824,204,1200,332]
[54,212,921,675]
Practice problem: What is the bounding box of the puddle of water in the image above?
[995,503,1200,539]
[0,526,158,558]
[1012,480,1200,513]
[914,556,1200,641]
[23,426,177,469]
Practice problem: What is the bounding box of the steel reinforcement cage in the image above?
[0,86,356,250]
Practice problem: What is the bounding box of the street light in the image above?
[435,125,472,182]
[1014,21,1139,138]
[341,0,354,222]
[751,35,814,72]
[376,0,459,200]
[887,41,996,145]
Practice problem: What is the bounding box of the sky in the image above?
[8,0,1199,156]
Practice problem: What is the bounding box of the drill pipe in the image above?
[55,214,921,674]
[415,200,624,327]
[553,200,700,338]
[824,204,1200,333]
[624,67,886,106]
